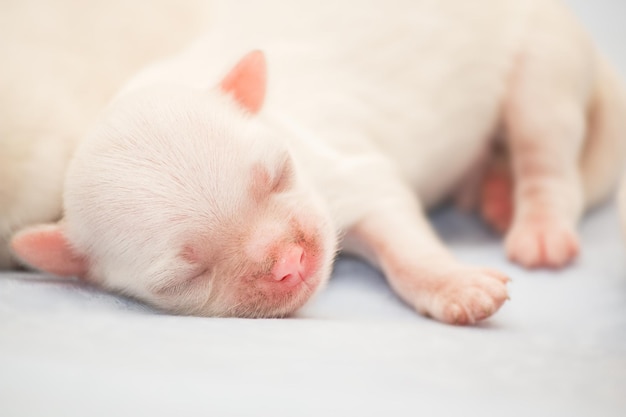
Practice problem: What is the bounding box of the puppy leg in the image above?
[344,188,509,325]
[504,94,586,268]
[502,7,595,268]
[481,58,626,243]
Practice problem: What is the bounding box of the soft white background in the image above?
[1,1,625,416]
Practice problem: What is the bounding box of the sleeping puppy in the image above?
[6,0,626,324]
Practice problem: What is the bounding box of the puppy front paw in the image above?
[414,266,510,325]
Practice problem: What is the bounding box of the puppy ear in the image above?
[219,50,267,113]
[10,224,87,277]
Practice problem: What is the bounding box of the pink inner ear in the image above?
[10,224,86,278]
[219,50,267,113]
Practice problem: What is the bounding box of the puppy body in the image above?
[7,0,626,323]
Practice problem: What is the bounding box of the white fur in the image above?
[0,0,212,267]
[4,0,626,322]
[121,0,530,223]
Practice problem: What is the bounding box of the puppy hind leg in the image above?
[500,1,607,269]
[480,57,626,244]
[503,16,594,268]
[505,98,588,268]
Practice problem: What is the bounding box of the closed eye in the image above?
[152,268,209,297]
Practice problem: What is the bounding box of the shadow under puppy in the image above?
[8,0,626,324]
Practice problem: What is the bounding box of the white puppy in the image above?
[7,0,626,324]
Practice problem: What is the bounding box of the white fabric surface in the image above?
[1,1,625,416]
[2,204,625,417]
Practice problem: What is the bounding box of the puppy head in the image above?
[12,51,337,317]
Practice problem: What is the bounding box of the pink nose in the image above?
[271,245,305,284]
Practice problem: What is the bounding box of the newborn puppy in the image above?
[9,0,626,324]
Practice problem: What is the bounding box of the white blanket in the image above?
[1,203,625,416]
